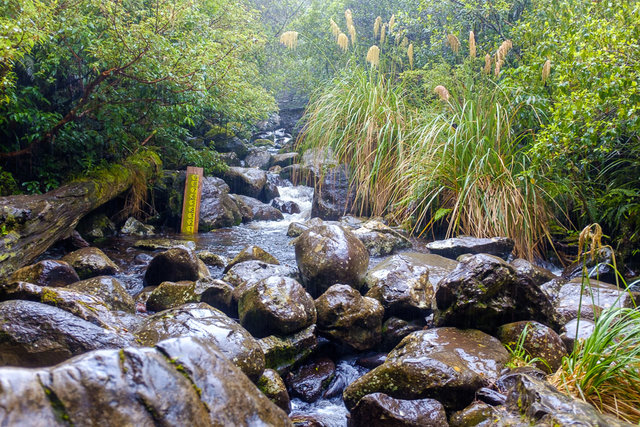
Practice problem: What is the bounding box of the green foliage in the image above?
[181,147,228,176]
[0,166,19,195]
[508,0,640,252]
[504,323,551,371]
[1,0,275,188]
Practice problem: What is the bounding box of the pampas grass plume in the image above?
[542,59,551,82]
[366,45,380,66]
[337,33,349,52]
[408,43,414,69]
[330,19,340,39]
[447,34,460,54]
[280,31,298,49]
[374,16,382,37]
[434,85,450,101]
[469,31,476,58]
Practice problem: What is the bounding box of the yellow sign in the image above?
[180,166,203,234]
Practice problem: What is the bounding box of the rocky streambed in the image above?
[1,127,639,426]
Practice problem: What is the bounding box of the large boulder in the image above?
[553,277,639,323]
[232,195,284,221]
[270,152,299,168]
[511,258,557,286]
[310,165,356,220]
[295,224,369,298]
[68,276,135,313]
[145,280,198,312]
[120,217,155,236]
[213,136,249,158]
[134,303,264,381]
[238,277,316,338]
[245,147,272,169]
[0,337,291,426]
[350,393,448,427]
[144,246,202,287]
[8,259,79,287]
[343,328,509,411]
[351,219,412,257]
[435,254,559,332]
[61,247,119,280]
[363,253,436,319]
[287,357,335,403]
[426,236,515,260]
[224,167,269,201]
[0,300,132,367]
[259,325,318,374]
[272,197,301,214]
[133,238,196,251]
[257,369,291,413]
[315,284,383,351]
[380,317,425,351]
[223,260,298,300]
[497,321,567,373]
[198,176,242,230]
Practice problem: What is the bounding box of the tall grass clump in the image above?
[550,305,640,424]
[299,66,410,216]
[396,84,552,259]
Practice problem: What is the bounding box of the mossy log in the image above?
[0,151,162,279]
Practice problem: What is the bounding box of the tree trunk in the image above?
[0,151,162,278]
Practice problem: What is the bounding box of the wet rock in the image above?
[135,303,265,381]
[449,401,522,427]
[60,230,90,251]
[562,246,619,285]
[351,219,411,256]
[257,369,291,413]
[146,281,198,312]
[290,415,327,427]
[554,277,639,323]
[380,317,425,351]
[272,197,301,214]
[195,277,236,317]
[218,151,241,166]
[435,254,559,333]
[134,253,153,265]
[214,136,249,158]
[270,152,299,168]
[133,238,196,251]
[560,318,596,352]
[61,247,119,279]
[245,147,272,169]
[0,300,131,367]
[196,251,227,268]
[199,176,243,230]
[225,245,279,273]
[120,217,155,236]
[364,254,435,319]
[505,373,630,426]
[0,281,130,331]
[295,224,369,298]
[287,357,335,403]
[68,276,135,313]
[233,194,284,221]
[229,193,255,222]
[343,328,509,411]
[263,176,281,201]
[311,165,356,220]
[259,325,318,374]
[239,277,316,338]
[476,387,507,406]
[315,284,383,351]
[426,236,515,260]
[224,260,298,300]
[404,253,460,285]
[356,353,387,369]
[224,166,268,200]
[497,321,567,373]
[349,393,448,427]
[287,217,324,237]
[0,368,59,425]
[144,246,201,286]
[511,258,557,286]
[9,259,79,287]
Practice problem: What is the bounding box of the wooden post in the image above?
[180,166,204,234]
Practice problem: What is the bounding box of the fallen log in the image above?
[0,151,162,278]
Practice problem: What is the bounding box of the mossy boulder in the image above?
[270,152,299,168]
[199,176,243,231]
[497,321,567,373]
[144,246,201,287]
[225,245,279,273]
[76,212,116,240]
[232,195,284,221]
[134,302,265,381]
[435,254,559,333]
[245,147,272,170]
[145,281,198,312]
[238,276,316,338]
[133,238,196,251]
[343,328,509,411]
[224,167,268,200]
[197,251,227,268]
[258,324,318,375]
[257,369,291,413]
[350,393,448,427]
[195,277,236,317]
[315,284,383,351]
[9,259,79,287]
[351,219,412,257]
[0,299,132,367]
[295,224,369,298]
[120,217,155,236]
[364,253,435,320]
[62,247,119,280]
[223,260,299,303]
[68,276,135,313]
